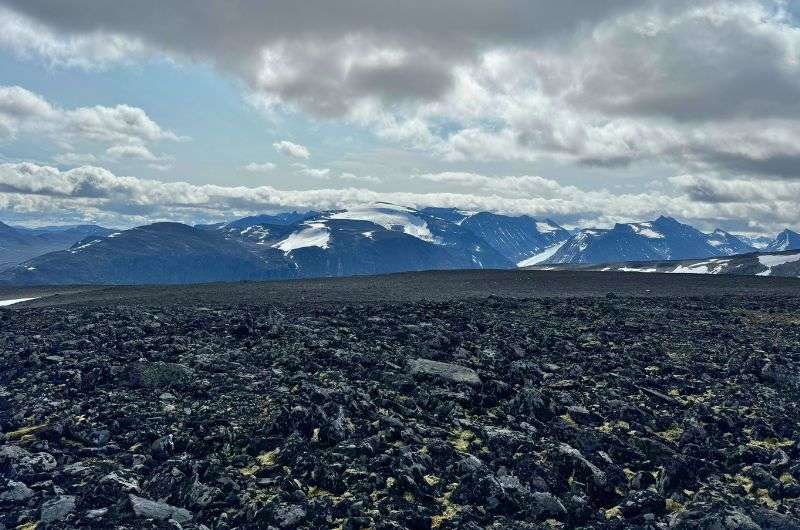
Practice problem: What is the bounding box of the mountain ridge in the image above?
[1,207,798,284]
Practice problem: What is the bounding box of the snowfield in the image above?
[328,204,439,243]
[517,241,567,267]
[272,223,331,253]
[0,297,38,306]
[629,223,665,239]
[758,252,800,268]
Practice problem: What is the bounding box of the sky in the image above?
[0,1,799,235]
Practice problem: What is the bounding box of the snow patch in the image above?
[70,239,103,253]
[758,253,800,268]
[629,223,664,239]
[328,205,439,243]
[535,221,560,234]
[671,264,711,274]
[668,259,729,274]
[272,222,330,253]
[0,297,38,306]
[517,241,567,267]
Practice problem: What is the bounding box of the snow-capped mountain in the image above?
[0,204,524,284]
[457,212,570,264]
[547,217,711,264]
[528,249,800,278]
[765,229,800,252]
[705,229,756,256]
[221,203,514,274]
[735,234,773,250]
[545,216,758,265]
[2,206,797,285]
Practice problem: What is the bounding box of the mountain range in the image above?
[529,249,800,278]
[545,216,766,265]
[0,222,116,271]
[0,205,798,284]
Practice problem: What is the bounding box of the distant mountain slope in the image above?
[0,223,286,285]
[222,203,513,273]
[736,234,773,250]
[224,211,320,229]
[705,229,756,255]
[766,229,800,252]
[0,222,115,270]
[459,212,570,264]
[1,204,516,285]
[546,217,744,265]
[528,249,800,278]
[3,207,797,285]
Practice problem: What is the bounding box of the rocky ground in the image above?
[2,285,800,528]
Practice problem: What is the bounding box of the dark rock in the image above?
[128,361,194,388]
[128,494,193,523]
[408,358,481,386]
[0,481,34,502]
[40,495,76,524]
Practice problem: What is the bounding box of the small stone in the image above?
[40,495,76,524]
[129,494,193,523]
[86,507,108,520]
[531,492,567,518]
[409,358,481,386]
[0,481,34,502]
[274,504,306,528]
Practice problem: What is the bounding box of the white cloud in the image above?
[53,152,97,165]
[0,85,181,147]
[297,166,331,178]
[273,140,310,159]
[339,172,382,184]
[293,164,381,183]
[106,144,163,162]
[0,162,797,234]
[242,162,276,172]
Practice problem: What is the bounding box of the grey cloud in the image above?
[0,1,653,117]
[551,2,800,122]
[3,1,800,180]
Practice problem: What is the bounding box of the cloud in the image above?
[0,85,181,147]
[297,166,331,178]
[0,2,643,109]
[242,162,276,172]
[0,162,797,234]
[106,144,165,162]
[0,6,147,69]
[273,140,310,159]
[4,1,799,179]
[293,164,381,183]
[339,173,382,184]
[53,152,97,165]
[412,172,565,195]
[670,173,800,204]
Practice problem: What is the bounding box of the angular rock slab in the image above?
[409,358,481,386]
[129,494,192,524]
